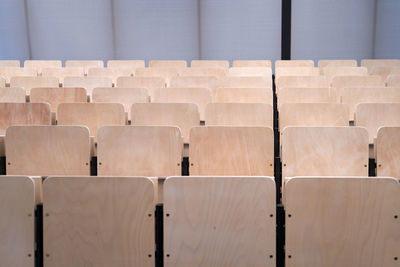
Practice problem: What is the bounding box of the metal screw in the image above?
[177,163,180,166]
[190,163,194,166]
[148,214,152,217]
[288,214,292,218]
[7,162,10,165]
[166,254,170,258]
[28,254,32,257]
[378,164,382,167]
[395,215,398,219]
[283,163,286,167]
[166,213,170,217]
[85,162,89,166]
[269,255,273,258]
[148,254,152,258]
[45,254,50,257]
[364,164,367,167]
[28,213,32,217]
[270,214,273,218]
[99,162,102,165]
[288,255,292,259]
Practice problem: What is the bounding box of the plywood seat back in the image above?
[5,125,91,176]
[189,126,274,176]
[149,60,187,68]
[135,67,179,85]
[179,67,227,79]
[190,60,229,68]
[10,76,59,94]
[0,67,37,83]
[43,176,155,267]
[87,67,134,84]
[331,75,384,101]
[97,126,183,177]
[233,60,271,67]
[361,59,400,72]
[65,60,104,74]
[107,60,145,69]
[24,60,62,74]
[275,67,319,79]
[170,76,219,90]
[276,76,329,92]
[212,87,273,104]
[0,77,4,87]
[63,77,112,97]
[42,67,85,84]
[220,76,272,88]
[164,176,276,267]
[0,87,26,103]
[370,66,400,80]
[275,60,314,68]
[387,75,400,87]
[317,59,357,70]
[376,127,400,179]
[323,66,368,82]
[0,60,20,67]
[228,67,272,77]
[116,76,166,99]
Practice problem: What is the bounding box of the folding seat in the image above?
[116,77,166,99]
[387,75,400,87]
[5,125,91,176]
[189,126,274,176]
[135,67,179,86]
[169,76,219,90]
[65,60,104,75]
[275,76,329,93]
[369,66,400,80]
[10,76,59,95]
[232,60,271,67]
[219,76,272,88]
[107,60,145,69]
[57,103,125,141]
[87,67,134,84]
[164,176,276,267]
[0,67,37,83]
[0,60,20,67]
[277,88,333,110]
[376,127,400,179]
[63,76,112,97]
[355,103,400,144]
[178,67,227,79]
[0,87,26,103]
[285,177,399,267]
[279,103,349,134]
[97,126,183,177]
[212,87,273,104]
[275,67,319,79]
[317,59,357,70]
[148,60,187,68]
[323,66,368,82]
[228,67,272,77]
[42,67,85,84]
[341,87,400,121]
[0,176,36,267]
[131,103,200,143]
[205,103,273,128]
[0,77,4,87]
[361,59,400,72]
[190,60,229,68]
[331,75,384,102]
[275,60,314,68]
[43,176,155,267]
[153,87,211,121]
[24,60,62,75]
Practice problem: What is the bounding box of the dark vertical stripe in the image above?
[23,0,32,60]
[371,0,378,59]
[281,0,291,60]
[110,0,117,60]
[197,0,202,60]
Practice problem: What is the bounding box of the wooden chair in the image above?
[5,126,90,176]
[131,103,200,143]
[57,103,125,141]
[276,76,329,93]
[212,87,273,104]
[355,103,400,144]
[43,176,155,267]
[275,67,319,79]
[153,87,211,121]
[0,87,26,103]
[0,67,37,83]
[233,60,271,67]
[149,60,187,68]
[387,75,400,87]
[24,60,62,75]
[107,60,145,69]
[275,60,314,68]
[164,176,276,267]
[317,59,357,70]
[10,76,59,95]
[42,67,85,84]
[135,67,179,86]
[205,103,273,128]
[0,176,36,267]
[361,59,400,72]
[65,60,104,75]
[331,75,384,102]
[116,77,166,99]
[376,127,400,179]
[341,87,400,121]
[179,67,227,79]
[219,76,272,88]
[190,60,229,68]
[370,66,400,80]
[87,67,134,84]
[323,66,368,82]
[277,87,333,110]
[63,77,112,97]
[0,60,20,67]
[189,126,274,176]
[97,126,183,177]
[285,177,399,267]
[228,67,272,77]
[170,76,219,90]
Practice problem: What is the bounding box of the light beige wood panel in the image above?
[275,60,314,68]
[0,77,4,87]
[97,126,183,177]
[205,103,273,128]
[317,59,357,70]
[135,67,179,86]
[331,75,384,102]
[276,76,329,92]
[42,67,84,84]
[0,103,51,134]
[341,87,400,121]
[387,75,400,87]
[233,60,271,67]
[190,60,229,68]
[355,103,400,143]
[43,176,155,267]
[280,103,349,133]
[285,177,399,267]
[107,60,145,69]
[0,87,26,103]
[170,76,219,90]
[282,127,369,181]
[179,67,227,79]
[57,103,125,141]
[220,76,272,88]
[228,67,272,77]
[87,67,134,84]
[323,66,368,82]
[212,87,273,104]
[0,67,37,83]
[370,66,400,80]
[30,87,87,113]
[0,60,20,67]
[5,125,90,176]
[149,60,187,68]
[116,77,166,99]
[65,60,104,74]
[164,176,276,267]
[153,87,211,121]
[0,176,35,267]
[376,127,400,179]
[10,76,59,95]
[63,76,112,97]
[131,103,200,143]
[361,59,400,72]
[275,67,319,79]
[277,87,333,110]
[190,126,274,176]
[24,60,62,74]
